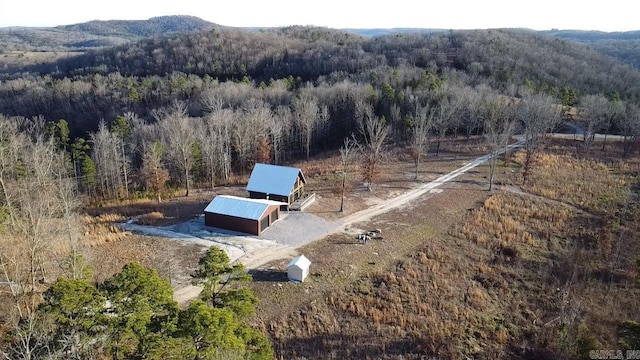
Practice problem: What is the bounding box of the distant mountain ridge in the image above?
[538,29,640,68]
[0,15,217,50]
[57,15,216,37]
[3,16,640,69]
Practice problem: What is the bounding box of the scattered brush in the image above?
[136,211,165,225]
[82,214,128,246]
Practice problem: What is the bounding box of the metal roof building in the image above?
[246,163,306,207]
[204,195,286,236]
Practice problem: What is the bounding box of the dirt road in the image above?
[338,142,521,228]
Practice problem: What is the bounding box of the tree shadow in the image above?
[248,268,288,282]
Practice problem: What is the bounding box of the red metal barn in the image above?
[204,195,286,236]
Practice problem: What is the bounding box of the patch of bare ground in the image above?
[248,141,640,359]
[301,138,488,222]
[89,234,205,285]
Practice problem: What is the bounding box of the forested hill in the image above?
[2,25,640,139]
[540,29,640,69]
[0,15,216,50]
[58,15,216,37]
[12,26,640,97]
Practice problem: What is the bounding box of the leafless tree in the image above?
[213,109,234,183]
[199,95,233,187]
[389,104,402,142]
[459,86,482,142]
[432,87,461,156]
[409,103,434,180]
[55,163,87,281]
[90,121,122,199]
[620,102,640,157]
[480,93,515,191]
[339,136,360,212]
[231,109,254,174]
[197,115,218,190]
[232,100,272,172]
[293,91,323,161]
[199,90,224,114]
[0,131,80,359]
[601,98,625,152]
[272,106,293,165]
[516,91,561,184]
[139,140,169,202]
[156,101,196,196]
[578,94,611,152]
[355,100,389,191]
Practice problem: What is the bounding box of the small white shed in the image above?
[287,255,311,282]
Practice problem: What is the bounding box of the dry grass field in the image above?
[247,139,640,359]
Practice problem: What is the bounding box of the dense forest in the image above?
[2,17,640,359]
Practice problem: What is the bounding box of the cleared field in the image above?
[248,140,640,359]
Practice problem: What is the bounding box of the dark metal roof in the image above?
[246,163,306,197]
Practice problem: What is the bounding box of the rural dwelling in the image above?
[246,163,306,209]
[203,195,286,236]
[287,255,311,282]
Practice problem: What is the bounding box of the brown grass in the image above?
[513,148,629,214]
[136,211,165,225]
[250,140,640,359]
[82,213,128,246]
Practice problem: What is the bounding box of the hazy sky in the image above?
[1,0,636,31]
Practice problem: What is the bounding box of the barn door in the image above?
[260,217,269,232]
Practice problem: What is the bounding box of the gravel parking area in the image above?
[259,212,342,247]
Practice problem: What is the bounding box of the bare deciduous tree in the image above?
[90,121,123,199]
[230,100,272,172]
[272,106,292,165]
[459,86,482,142]
[0,130,81,359]
[432,87,461,156]
[409,104,433,180]
[293,92,323,161]
[140,140,169,202]
[355,100,389,191]
[339,136,359,212]
[578,94,611,152]
[156,101,196,196]
[601,98,625,152]
[620,102,640,157]
[389,104,402,142]
[480,93,515,191]
[516,91,561,184]
[213,109,234,183]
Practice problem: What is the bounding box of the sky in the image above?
[1,0,636,32]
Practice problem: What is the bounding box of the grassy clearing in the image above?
[513,150,629,214]
[252,142,640,359]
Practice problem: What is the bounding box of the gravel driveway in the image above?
[259,212,342,247]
